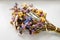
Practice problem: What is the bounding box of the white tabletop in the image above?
[0,0,60,40]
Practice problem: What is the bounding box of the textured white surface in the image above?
[0,1,60,40]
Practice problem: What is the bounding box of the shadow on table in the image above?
[18,31,60,40]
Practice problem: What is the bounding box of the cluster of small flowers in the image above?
[10,3,47,35]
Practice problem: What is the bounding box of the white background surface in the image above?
[0,0,60,40]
